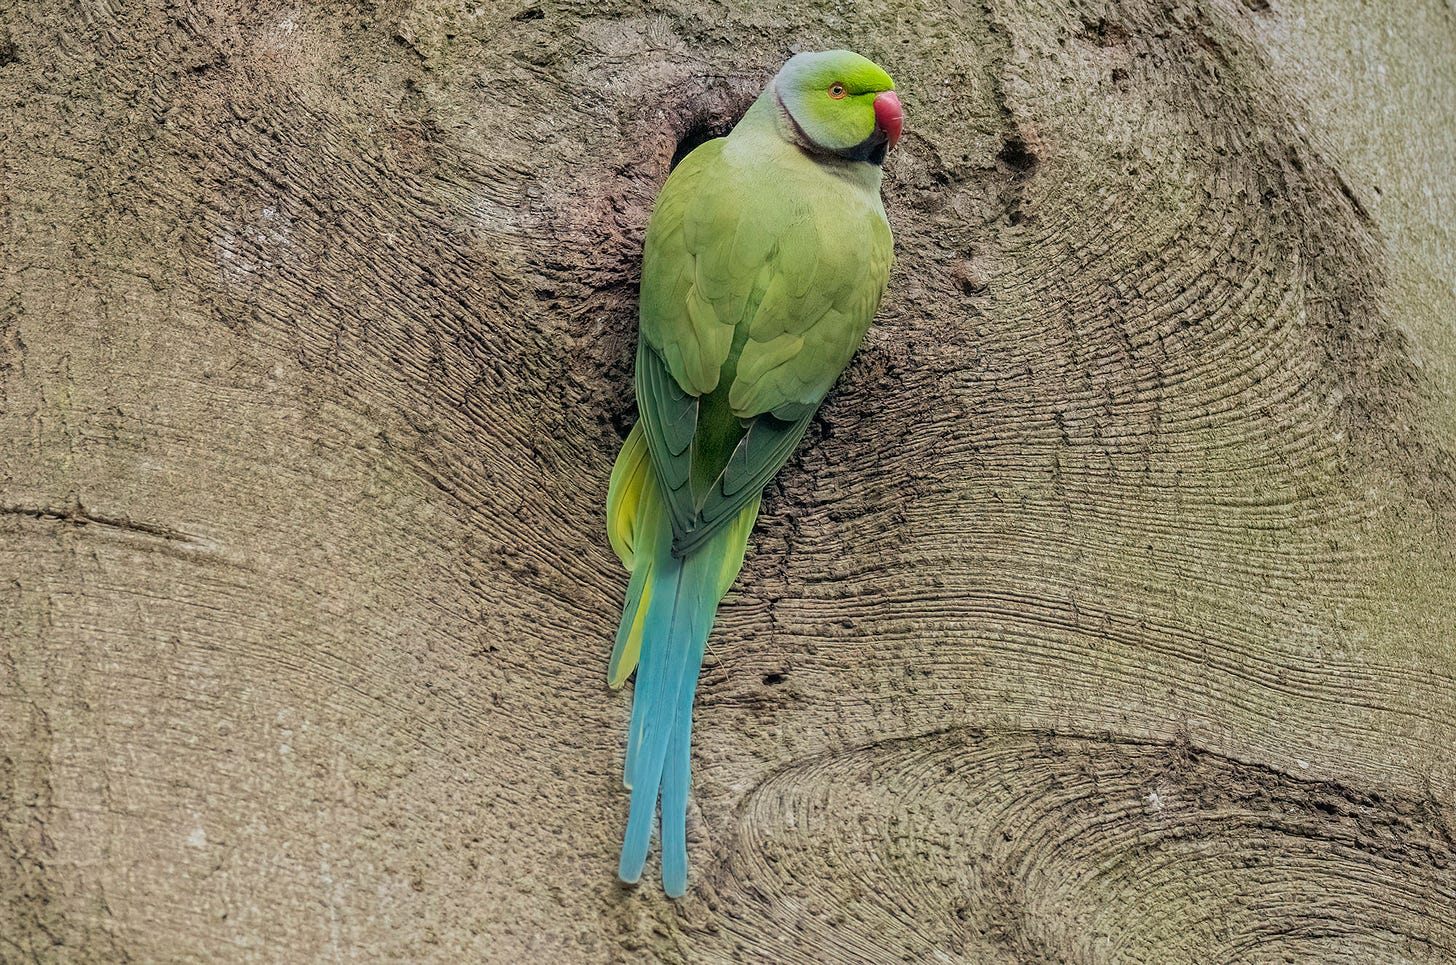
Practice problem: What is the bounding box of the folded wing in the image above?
[637,146,894,555]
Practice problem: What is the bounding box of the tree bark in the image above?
[2,0,1454,961]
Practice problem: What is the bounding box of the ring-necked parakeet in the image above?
[605,49,903,898]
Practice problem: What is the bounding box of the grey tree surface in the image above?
[3,0,1454,961]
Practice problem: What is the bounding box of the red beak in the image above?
[874,91,903,149]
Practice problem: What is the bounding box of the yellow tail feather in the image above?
[607,423,651,570]
[610,573,652,689]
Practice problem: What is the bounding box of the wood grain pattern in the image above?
[1,0,1452,961]
[700,729,1456,962]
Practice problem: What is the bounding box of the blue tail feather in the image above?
[659,694,695,897]
[616,541,716,894]
[610,461,759,897]
[618,562,684,881]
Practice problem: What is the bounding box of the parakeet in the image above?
[605,49,903,898]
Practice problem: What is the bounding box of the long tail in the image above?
[605,424,758,897]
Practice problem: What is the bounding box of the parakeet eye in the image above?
[828,82,847,99]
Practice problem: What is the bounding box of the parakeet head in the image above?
[772,50,902,165]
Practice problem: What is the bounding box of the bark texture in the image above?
[2,0,1454,961]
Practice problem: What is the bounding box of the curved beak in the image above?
[874,91,904,150]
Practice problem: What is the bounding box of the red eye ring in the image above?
[828,82,847,99]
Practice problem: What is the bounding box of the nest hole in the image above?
[667,85,758,171]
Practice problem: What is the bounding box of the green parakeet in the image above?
[605,49,902,897]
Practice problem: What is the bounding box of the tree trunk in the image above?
[3,0,1454,961]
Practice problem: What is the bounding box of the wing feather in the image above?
[729,208,892,420]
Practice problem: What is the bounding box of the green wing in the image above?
[637,139,740,397]
[729,208,892,420]
[636,141,893,555]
